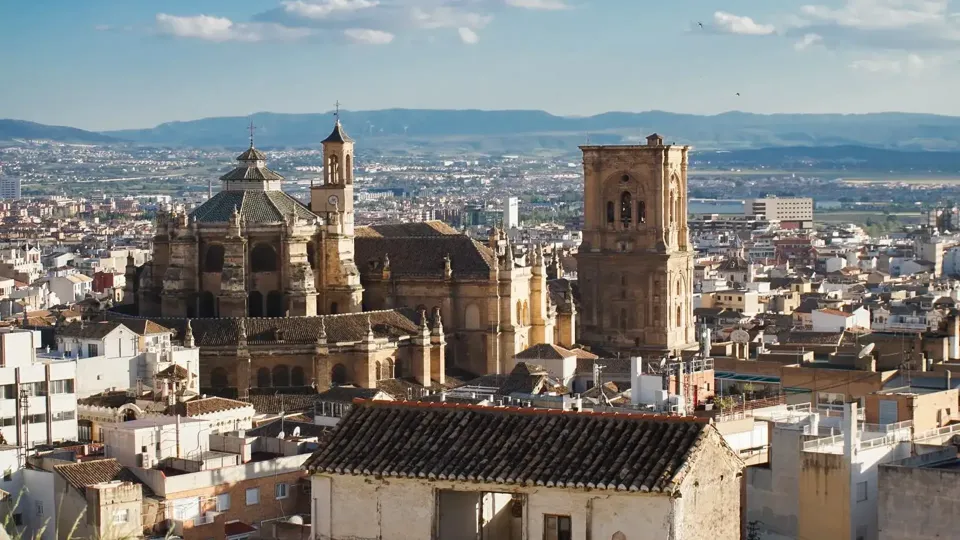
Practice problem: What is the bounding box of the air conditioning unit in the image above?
[137,452,152,468]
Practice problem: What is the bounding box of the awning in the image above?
[714,371,781,384]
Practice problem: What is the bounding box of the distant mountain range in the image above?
[6,110,960,154]
[0,119,118,144]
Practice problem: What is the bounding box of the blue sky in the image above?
[3,0,959,130]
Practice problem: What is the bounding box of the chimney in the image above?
[947,370,953,390]
[630,357,643,406]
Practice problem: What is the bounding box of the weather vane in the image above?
[248,121,257,148]
[334,100,341,123]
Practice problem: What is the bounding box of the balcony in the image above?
[170,511,222,536]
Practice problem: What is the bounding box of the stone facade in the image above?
[120,120,572,393]
[577,134,696,355]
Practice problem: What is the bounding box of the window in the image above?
[856,481,868,502]
[543,515,571,540]
[113,509,129,524]
[0,385,14,399]
[246,487,260,506]
[216,493,231,512]
[620,191,632,226]
[52,411,75,422]
[275,483,288,499]
[606,201,615,224]
[13,514,21,526]
[87,344,99,357]
[638,201,646,223]
[49,379,74,394]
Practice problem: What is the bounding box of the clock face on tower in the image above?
[327,195,339,207]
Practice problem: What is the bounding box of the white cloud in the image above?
[800,0,948,30]
[793,0,960,50]
[281,0,378,20]
[711,11,776,35]
[344,27,394,44]
[504,0,570,10]
[458,27,480,44]
[155,13,312,42]
[411,7,493,30]
[851,52,942,74]
[794,33,823,50]
[94,24,113,32]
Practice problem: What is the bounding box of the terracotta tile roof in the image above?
[514,343,579,361]
[306,400,712,493]
[817,308,854,318]
[356,236,496,279]
[113,309,420,347]
[179,397,252,417]
[156,364,189,380]
[778,331,845,345]
[464,363,566,396]
[190,190,316,224]
[317,386,386,403]
[246,393,318,415]
[57,320,125,340]
[121,319,171,336]
[322,121,353,144]
[224,522,258,536]
[355,221,459,238]
[54,458,145,494]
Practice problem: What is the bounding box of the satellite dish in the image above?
[277,431,285,440]
[858,342,876,359]
[292,426,301,438]
[659,358,666,369]
[731,329,750,344]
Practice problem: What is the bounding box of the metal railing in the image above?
[914,423,960,442]
[803,433,844,451]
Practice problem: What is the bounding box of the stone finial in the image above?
[365,315,375,341]
[238,318,247,347]
[184,319,195,348]
[383,253,390,270]
[419,309,429,333]
[534,243,544,266]
[443,253,452,280]
[317,317,328,344]
[432,307,443,336]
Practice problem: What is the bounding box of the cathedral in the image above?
[118,119,575,395]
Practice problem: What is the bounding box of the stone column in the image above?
[235,319,251,400]
[284,215,318,316]
[431,309,446,385]
[412,312,432,386]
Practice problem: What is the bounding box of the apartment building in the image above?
[744,197,814,229]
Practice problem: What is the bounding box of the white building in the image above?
[308,400,743,540]
[46,274,93,304]
[103,416,210,468]
[0,176,21,200]
[744,197,813,227]
[504,196,520,229]
[0,329,78,449]
[811,306,871,332]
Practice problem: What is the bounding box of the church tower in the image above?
[576,134,696,355]
[310,118,362,314]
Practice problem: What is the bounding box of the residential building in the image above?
[307,400,743,540]
[47,274,93,304]
[878,444,960,540]
[0,176,21,200]
[504,196,519,229]
[744,197,814,229]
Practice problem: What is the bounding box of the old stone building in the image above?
[115,119,573,394]
[577,134,697,355]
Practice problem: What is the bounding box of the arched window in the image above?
[606,201,615,224]
[291,366,305,387]
[306,241,316,270]
[204,245,225,273]
[248,291,264,317]
[250,244,278,273]
[638,201,646,223]
[256,367,270,388]
[676,280,682,296]
[522,301,529,325]
[266,291,285,317]
[677,306,682,327]
[123,409,137,422]
[620,192,632,227]
[272,365,290,387]
[328,155,340,185]
[345,155,353,185]
[375,361,383,381]
[620,308,627,331]
[331,363,347,385]
[210,367,228,389]
[198,291,216,318]
[329,302,338,315]
[465,304,481,330]
[385,359,394,379]
[516,301,523,325]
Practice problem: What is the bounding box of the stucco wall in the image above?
[879,461,960,540]
[313,474,692,540]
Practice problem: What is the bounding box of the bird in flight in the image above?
[698,22,704,28]
[736,92,741,96]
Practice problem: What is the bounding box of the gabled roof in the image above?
[355,221,459,238]
[57,320,126,340]
[121,319,171,336]
[54,458,145,494]
[514,343,579,361]
[306,400,715,493]
[356,235,496,279]
[317,386,387,403]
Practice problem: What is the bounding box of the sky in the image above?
[3,0,959,131]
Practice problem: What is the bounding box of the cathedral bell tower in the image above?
[576,134,696,355]
[310,116,363,314]
[311,118,354,236]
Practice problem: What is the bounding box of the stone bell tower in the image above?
[576,134,696,355]
[310,116,362,314]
